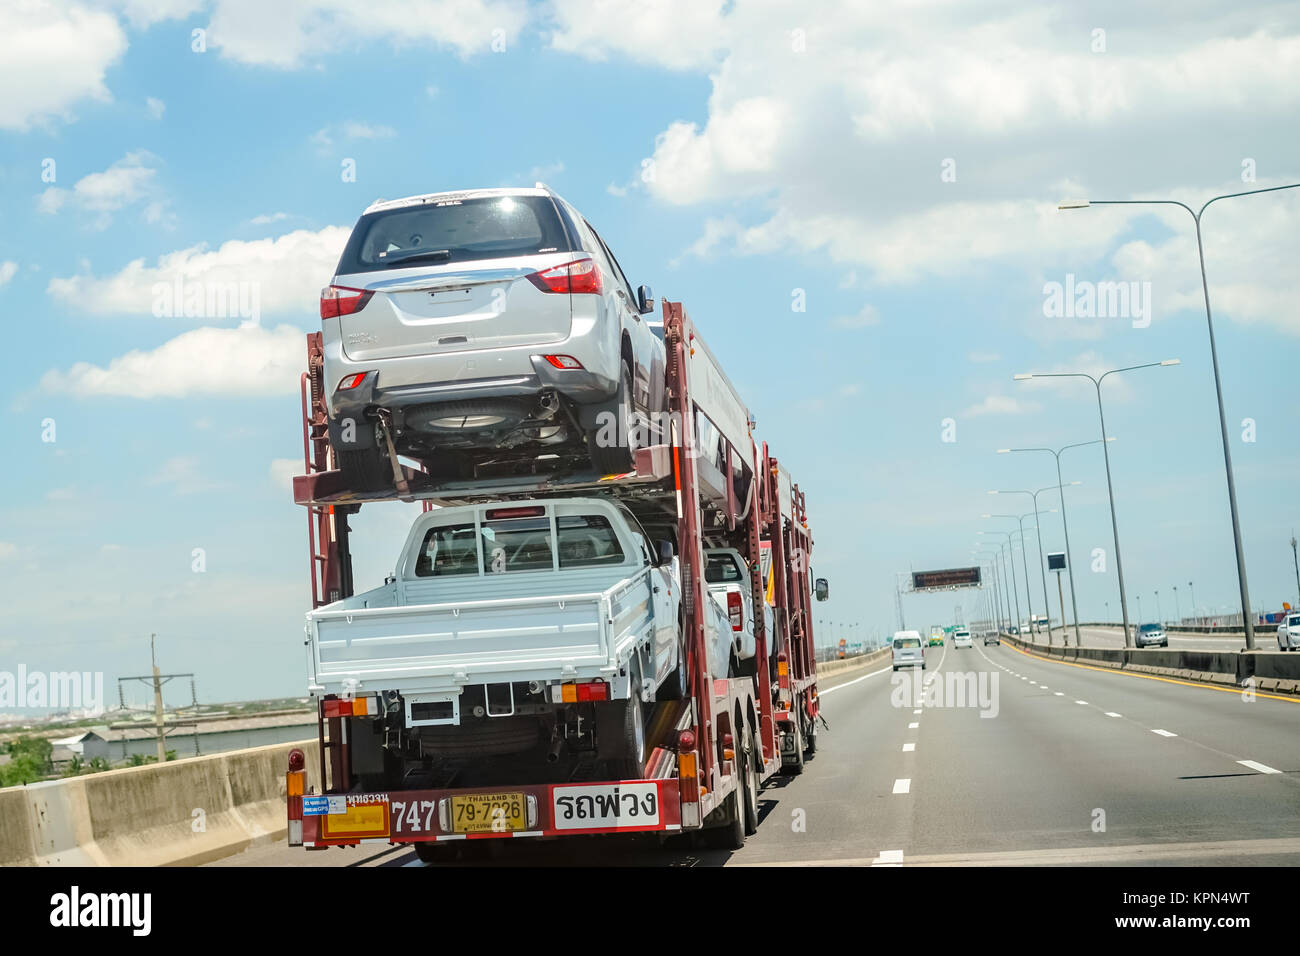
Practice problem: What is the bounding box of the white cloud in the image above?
[549,0,729,70]
[145,96,165,119]
[41,324,308,398]
[0,542,18,561]
[115,0,203,28]
[831,303,880,329]
[962,395,1041,418]
[206,0,529,68]
[149,456,221,495]
[47,225,350,317]
[0,261,17,287]
[249,211,293,225]
[577,1,1300,300]
[38,150,161,228]
[0,2,127,130]
[270,457,302,491]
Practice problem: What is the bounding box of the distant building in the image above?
[49,731,111,764]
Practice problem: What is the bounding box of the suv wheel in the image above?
[587,362,639,475]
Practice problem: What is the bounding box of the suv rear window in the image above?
[337,195,574,274]
[894,638,921,648]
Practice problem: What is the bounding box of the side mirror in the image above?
[657,539,675,566]
[637,284,655,314]
[814,577,829,602]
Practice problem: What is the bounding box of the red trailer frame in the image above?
[286,301,818,850]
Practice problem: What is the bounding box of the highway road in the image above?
[215,642,1300,867]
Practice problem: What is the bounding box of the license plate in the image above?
[450,792,527,833]
[321,802,389,838]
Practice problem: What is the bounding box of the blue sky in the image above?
[2,1,1299,707]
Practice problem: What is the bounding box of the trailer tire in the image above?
[781,719,805,775]
[587,362,639,475]
[804,724,817,756]
[742,726,760,836]
[707,781,747,850]
[412,841,450,865]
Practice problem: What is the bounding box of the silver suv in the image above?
[321,186,665,489]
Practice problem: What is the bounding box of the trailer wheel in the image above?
[742,726,760,836]
[706,780,747,850]
[587,362,639,475]
[412,841,451,865]
[781,719,805,775]
[804,723,817,756]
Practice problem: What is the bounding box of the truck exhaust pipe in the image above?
[546,731,566,763]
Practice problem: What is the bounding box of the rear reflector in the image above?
[727,591,743,631]
[525,256,603,295]
[337,372,367,391]
[542,354,584,370]
[320,285,374,319]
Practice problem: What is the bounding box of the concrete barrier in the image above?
[816,647,891,677]
[1002,635,1300,695]
[0,738,318,867]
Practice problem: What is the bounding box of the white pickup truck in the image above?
[705,547,776,668]
[304,497,739,734]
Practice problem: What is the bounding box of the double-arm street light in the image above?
[973,550,1005,632]
[989,486,1068,644]
[1014,360,1180,647]
[983,517,1038,636]
[998,440,1109,646]
[1059,184,1300,649]
[980,530,1024,634]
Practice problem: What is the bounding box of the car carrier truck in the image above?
[285,301,826,857]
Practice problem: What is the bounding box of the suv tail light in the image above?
[320,285,374,319]
[727,591,743,631]
[525,257,603,295]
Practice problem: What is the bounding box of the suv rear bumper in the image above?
[327,356,619,450]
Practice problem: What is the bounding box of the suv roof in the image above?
[364,185,552,216]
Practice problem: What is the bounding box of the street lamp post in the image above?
[999,441,1108,646]
[990,488,1067,644]
[1156,590,1163,626]
[1015,360,1180,647]
[1059,185,1300,649]
[1291,534,1299,609]
[982,531,1023,635]
[983,515,1038,638]
[1173,585,1181,625]
[975,551,1004,634]
[1189,581,1197,622]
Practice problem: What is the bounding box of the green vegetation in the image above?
[0,735,53,786]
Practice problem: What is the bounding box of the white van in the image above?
[892,630,926,671]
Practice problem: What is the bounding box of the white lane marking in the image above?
[902,742,916,752]
[1104,712,1122,718]
[908,721,919,729]
[1040,685,1048,689]
[1151,729,1178,737]
[819,665,891,695]
[403,859,427,867]
[1237,759,1282,774]
[871,849,905,866]
[1054,692,1064,697]
[893,778,911,794]
[912,708,922,714]
[1075,700,1088,705]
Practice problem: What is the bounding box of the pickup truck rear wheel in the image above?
[597,663,647,778]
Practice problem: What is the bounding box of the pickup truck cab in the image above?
[304,497,737,731]
[704,547,774,667]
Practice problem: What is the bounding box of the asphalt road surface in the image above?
[215,642,1300,867]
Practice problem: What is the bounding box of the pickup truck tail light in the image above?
[525,256,603,295]
[727,591,743,631]
[320,285,374,319]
